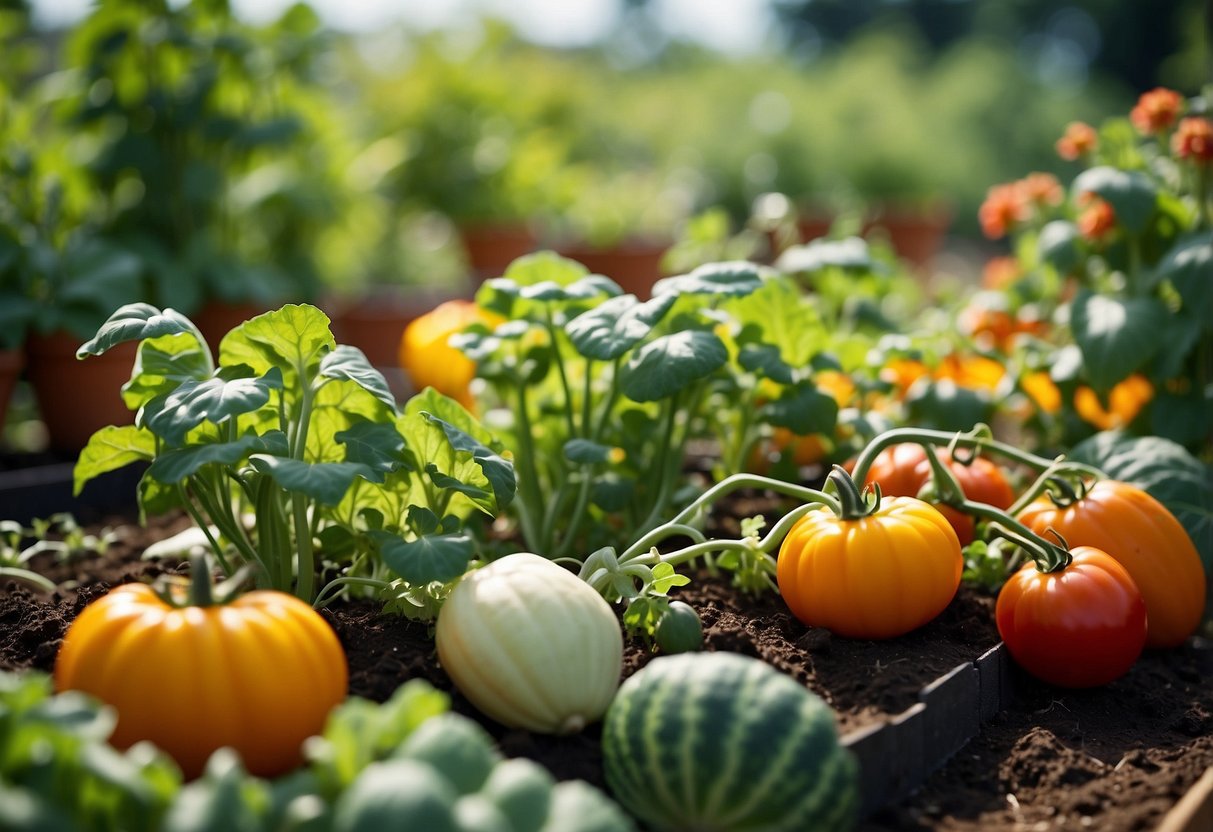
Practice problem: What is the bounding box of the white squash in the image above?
[436,553,623,734]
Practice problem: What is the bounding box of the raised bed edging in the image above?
[843,642,1012,819]
[0,460,145,526]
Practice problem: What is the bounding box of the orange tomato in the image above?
[1016,479,1206,648]
[399,300,500,409]
[55,583,347,778]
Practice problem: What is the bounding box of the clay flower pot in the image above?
[26,331,137,452]
[192,301,269,350]
[330,286,470,370]
[0,346,25,431]
[555,239,673,300]
[459,223,539,283]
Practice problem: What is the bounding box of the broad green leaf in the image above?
[652,261,769,298]
[406,505,442,535]
[403,388,499,449]
[309,380,395,463]
[1150,388,1213,448]
[423,414,515,512]
[1072,166,1158,233]
[77,303,198,358]
[336,421,409,476]
[516,274,621,303]
[249,457,380,505]
[74,425,155,495]
[565,294,677,360]
[1070,290,1169,391]
[564,439,618,465]
[320,346,397,412]
[148,431,289,483]
[761,383,839,435]
[142,368,283,446]
[591,475,634,512]
[1156,232,1213,318]
[906,380,993,433]
[726,278,823,367]
[160,750,267,832]
[774,236,875,273]
[738,343,795,385]
[502,251,589,287]
[139,470,184,520]
[218,303,335,384]
[372,530,474,584]
[1070,432,1213,570]
[122,333,213,409]
[1037,220,1082,273]
[620,330,728,402]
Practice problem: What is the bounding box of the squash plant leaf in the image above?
[1037,221,1082,273]
[218,303,335,383]
[372,530,474,585]
[148,431,289,483]
[336,421,410,476]
[73,425,155,496]
[652,261,769,298]
[726,278,824,367]
[775,236,877,274]
[77,303,199,358]
[565,293,677,360]
[142,367,284,447]
[738,343,796,385]
[1070,290,1169,391]
[319,345,397,412]
[249,457,381,505]
[563,439,618,465]
[620,330,728,402]
[121,333,213,409]
[1155,232,1213,318]
[421,414,516,513]
[1069,432,1213,571]
[1071,166,1158,233]
[762,382,839,435]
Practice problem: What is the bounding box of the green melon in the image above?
[602,652,858,832]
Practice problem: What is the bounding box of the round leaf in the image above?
[1072,166,1158,233]
[1070,290,1169,391]
[565,294,676,361]
[652,261,769,298]
[620,330,728,402]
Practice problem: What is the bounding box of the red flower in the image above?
[1077,194,1117,242]
[1056,122,1098,161]
[1130,88,1185,135]
[1172,117,1213,164]
[1019,172,1064,208]
[979,183,1029,239]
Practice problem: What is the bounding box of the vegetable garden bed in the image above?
[3,506,1211,829]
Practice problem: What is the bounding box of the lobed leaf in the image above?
[565,294,677,361]
[77,303,198,358]
[142,368,284,446]
[148,431,289,483]
[74,425,155,496]
[320,346,397,412]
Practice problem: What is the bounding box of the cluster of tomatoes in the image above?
[776,443,1206,689]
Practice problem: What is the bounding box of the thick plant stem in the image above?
[545,311,577,438]
[313,576,391,609]
[512,382,545,551]
[959,499,1071,573]
[649,502,822,569]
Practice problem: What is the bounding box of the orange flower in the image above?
[1077,194,1117,242]
[934,354,1006,392]
[958,305,1016,353]
[1130,88,1184,135]
[1056,121,1098,161]
[1172,117,1213,164]
[981,256,1021,290]
[399,299,501,409]
[879,358,929,397]
[1019,172,1064,208]
[815,370,855,408]
[979,183,1030,239]
[1021,371,1061,415]
[1074,375,1153,430]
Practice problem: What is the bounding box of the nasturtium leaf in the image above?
[564,439,618,465]
[218,303,335,383]
[565,293,677,361]
[652,261,769,298]
[774,236,875,273]
[1070,290,1169,391]
[142,368,284,446]
[148,431,289,483]
[320,346,397,412]
[249,456,380,505]
[122,334,213,409]
[1037,220,1082,273]
[1069,432,1213,571]
[336,421,409,476]
[1072,166,1158,233]
[372,530,474,584]
[620,330,728,402]
[308,379,395,463]
[73,425,155,496]
[1155,232,1213,318]
[738,343,796,385]
[761,382,839,435]
[77,303,199,358]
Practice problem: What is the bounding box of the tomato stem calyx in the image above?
[830,465,881,521]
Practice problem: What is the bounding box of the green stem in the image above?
[592,357,624,442]
[582,358,594,438]
[313,576,391,609]
[656,501,822,568]
[633,392,682,536]
[958,499,1071,573]
[512,382,545,551]
[176,483,232,575]
[724,386,759,478]
[187,554,216,607]
[0,567,56,593]
[830,464,879,520]
[545,311,577,438]
[555,465,596,559]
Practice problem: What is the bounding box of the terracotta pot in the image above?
[192,301,269,350]
[26,331,137,452]
[0,346,25,431]
[459,224,539,282]
[555,239,672,300]
[330,285,469,370]
[793,203,953,270]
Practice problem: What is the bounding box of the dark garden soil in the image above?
[1,503,1211,830]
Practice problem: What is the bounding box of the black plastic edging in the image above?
[0,461,144,526]
[842,642,1012,819]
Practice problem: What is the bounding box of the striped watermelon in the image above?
[602,652,857,832]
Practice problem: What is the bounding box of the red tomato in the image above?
[995,546,1147,688]
[864,444,1015,544]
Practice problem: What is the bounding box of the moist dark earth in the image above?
[1,505,1210,831]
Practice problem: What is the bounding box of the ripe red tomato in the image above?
[995,546,1147,688]
[864,444,1015,545]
